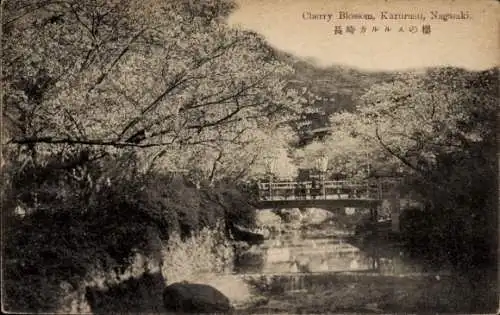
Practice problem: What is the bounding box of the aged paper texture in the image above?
[2,0,498,313]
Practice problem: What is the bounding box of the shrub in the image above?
[161,222,234,283]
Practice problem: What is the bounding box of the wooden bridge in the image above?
[256,179,400,210]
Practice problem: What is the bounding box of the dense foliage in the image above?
[2,0,301,184]
[1,0,298,312]
[299,67,498,270]
[3,157,257,312]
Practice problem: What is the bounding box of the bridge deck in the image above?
[256,179,391,209]
[257,198,381,209]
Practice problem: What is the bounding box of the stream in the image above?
[219,209,492,313]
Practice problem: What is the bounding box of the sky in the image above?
[228,0,499,71]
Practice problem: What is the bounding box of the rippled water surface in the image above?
[226,219,496,313]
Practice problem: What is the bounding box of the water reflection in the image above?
[236,219,424,275]
[233,211,480,314]
[260,237,373,273]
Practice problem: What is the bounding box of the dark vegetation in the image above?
[243,272,497,313]
[397,71,498,274]
[2,150,257,312]
[336,68,498,281]
[85,272,166,314]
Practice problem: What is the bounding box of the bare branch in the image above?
[117,72,190,140]
[9,136,176,148]
[178,71,273,121]
[374,125,420,173]
[88,27,148,92]
[208,150,223,184]
[64,109,87,139]
[233,152,259,181]
[144,148,168,174]
[70,4,95,41]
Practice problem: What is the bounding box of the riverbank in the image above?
[236,270,497,314]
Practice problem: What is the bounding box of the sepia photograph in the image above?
[1,0,498,313]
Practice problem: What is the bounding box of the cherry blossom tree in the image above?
[326,68,496,188]
[320,67,497,269]
[2,0,301,175]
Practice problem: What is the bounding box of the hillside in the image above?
[278,51,398,144]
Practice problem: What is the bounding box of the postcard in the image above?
[2,0,498,313]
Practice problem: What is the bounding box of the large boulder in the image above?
[163,282,234,313]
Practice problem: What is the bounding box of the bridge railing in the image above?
[257,180,385,201]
